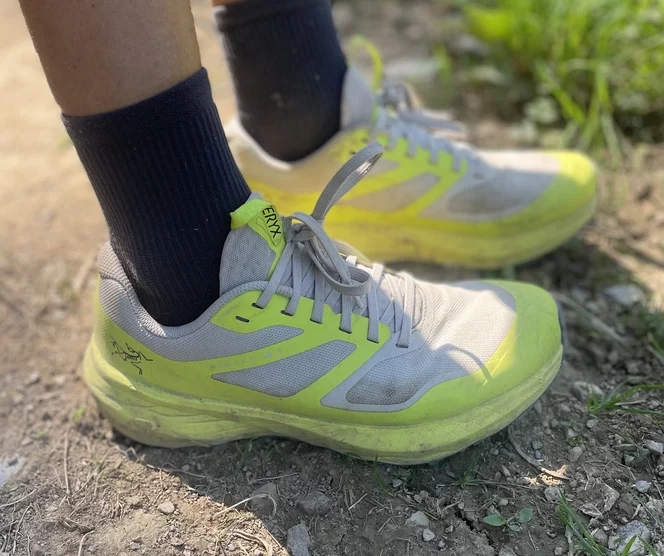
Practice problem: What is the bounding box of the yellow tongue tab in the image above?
[230,198,285,271]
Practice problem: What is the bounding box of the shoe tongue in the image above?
[219,193,285,295]
[340,66,377,128]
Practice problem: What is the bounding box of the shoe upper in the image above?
[93,145,562,425]
[227,66,597,231]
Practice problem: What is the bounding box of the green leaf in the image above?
[465,6,512,44]
[518,507,534,523]
[483,513,506,527]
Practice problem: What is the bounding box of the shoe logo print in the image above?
[110,337,153,375]
[261,206,282,245]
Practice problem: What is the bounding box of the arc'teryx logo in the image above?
[110,337,153,375]
[261,205,282,245]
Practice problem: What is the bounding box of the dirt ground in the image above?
[2,1,664,555]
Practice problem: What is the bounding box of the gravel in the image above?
[157,501,175,515]
[406,511,430,528]
[287,524,311,556]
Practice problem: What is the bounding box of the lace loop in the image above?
[257,143,414,346]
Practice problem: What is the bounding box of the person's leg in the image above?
[19,0,250,325]
[214,0,347,161]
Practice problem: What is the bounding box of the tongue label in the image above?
[259,205,282,246]
[230,198,285,272]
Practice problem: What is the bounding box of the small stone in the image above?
[181,464,190,472]
[544,486,563,504]
[418,490,430,500]
[297,490,331,516]
[24,372,41,386]
[534,450,543,460]
[593,529,609,546]
[498,498,509,507]
[126,495,141,508]
[392,479,403,488]
[422,528,435,542]
[644,440,664,455]
[406,511,430,528]
[635,480,651,493]
[250,483,277,515]
[569,446,584,463]
[287,524,311,556]
[601,482,620,512]
[604,285,644,307]
[445,525,454,534]
[554,548,564,556]
[586,419,599,430]
[571,381,603,402]
[615,521,651,555]
[413,494,423,503]
[501,465,511,478]
[129,541,141,551]
[499,549,516,556]
[532,440,543,450]
[158,501,175,515]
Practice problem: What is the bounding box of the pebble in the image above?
[297,490,332,516]
[571,381,603,402]
[498,498,509,507]
[422,528,435,542]
[157,501,175,515]
[286,524,311,556]
[645,440,664,455]
[554,548,564,556]
[614,521,652,555]
[406,511,430,528]
[635,480,651,494]
[500,465,511,478]
[129,541,141,551]
[534,450,543,460]
[586,419,599,430]
[569,446,584,463]
[544,486,563,504]
[531,440,543,450]
[249,483,278,515]
[593,529,609,546]
[24,372,41,386]
[445,525,454,534]
[604,285,645,307]
[392,479,403,488]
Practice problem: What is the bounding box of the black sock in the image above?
[63,68,250,326]
[217,0,347,162]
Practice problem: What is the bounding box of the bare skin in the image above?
[18,0,202,116]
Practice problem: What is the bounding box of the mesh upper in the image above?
[344,281,516,406]
[214,340,355,397]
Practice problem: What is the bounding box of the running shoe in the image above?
[226,48,596,269]
[84,144,564,464]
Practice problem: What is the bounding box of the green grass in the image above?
[587,383,664,416]
[557,493,658,555]
[455,0,664,154]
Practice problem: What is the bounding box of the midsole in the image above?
[85,338,563,463]
[252,180,596,267]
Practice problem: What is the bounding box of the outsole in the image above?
[84,339,563,465]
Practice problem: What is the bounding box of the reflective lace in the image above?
[350,35,487,177]
[254,143,415,347]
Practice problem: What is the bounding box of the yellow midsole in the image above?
[84,339,563,465]
[253,183,596,268]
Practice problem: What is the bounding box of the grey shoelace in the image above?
[254,143,415,347]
